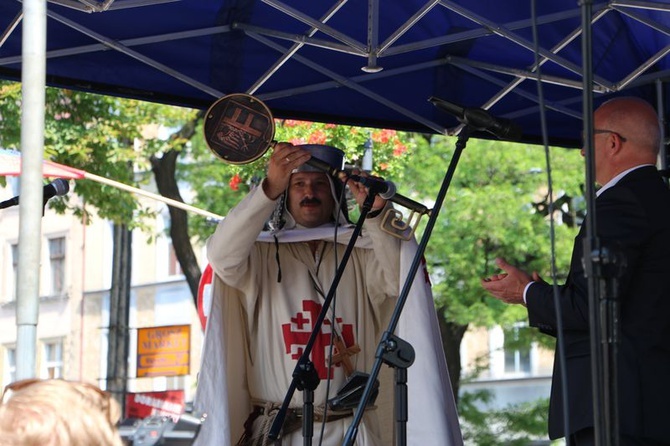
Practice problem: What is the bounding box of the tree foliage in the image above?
[0,80,197,226]
[401,133,584,443]
[404,134,584,332]
[459,391,552,445]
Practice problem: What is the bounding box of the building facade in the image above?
[0,176,205,411]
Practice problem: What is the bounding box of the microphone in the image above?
[348,174,430,216]
[0,178,70,209]
[348,175,396,199]
[429,96,522,141]
[305,156,430,215]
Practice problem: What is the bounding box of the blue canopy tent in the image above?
[1,0,670,147]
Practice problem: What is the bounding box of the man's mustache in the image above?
[300,197,322,206]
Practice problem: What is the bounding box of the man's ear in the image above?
[609,132,624,156]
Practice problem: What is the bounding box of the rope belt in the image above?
[236,400,359,446]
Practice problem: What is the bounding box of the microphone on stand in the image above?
[0,178,70,209]
[347,175,396,200]
[305,157,430,216]
[429,96,523,141]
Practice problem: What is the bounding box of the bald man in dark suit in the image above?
[481,97,670,445]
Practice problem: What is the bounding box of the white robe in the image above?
[194,186,463,446]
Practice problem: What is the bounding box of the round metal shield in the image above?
[203,93,275,164]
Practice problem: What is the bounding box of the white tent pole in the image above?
[16,0,46,380]
[82,172,223,221]
[656,79,666,172]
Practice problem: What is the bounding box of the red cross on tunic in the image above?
[282,300,357,379]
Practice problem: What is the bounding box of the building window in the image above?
[8,177,20,196]
[168,243,182,277]
[5,346,16,385]
[10,243,18,302]
[503,323,532,375]
[48,237,66,296]
[42,340,63,379]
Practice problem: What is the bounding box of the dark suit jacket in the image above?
[526,166,670,442]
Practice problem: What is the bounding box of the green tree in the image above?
[459,391,550,445]
[400,133,584,442]
[0,81,197,224]
[0,81,204,295]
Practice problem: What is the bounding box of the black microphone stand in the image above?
[581,1,621,444]
[592,243,624,444]
[343,127,471,446]
[268,191,378,445]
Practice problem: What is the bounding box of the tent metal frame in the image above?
[2,1,670,138]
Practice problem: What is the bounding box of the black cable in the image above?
[531,0,571,439]
[316,175,349,445]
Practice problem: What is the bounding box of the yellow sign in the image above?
[136,325,190,377]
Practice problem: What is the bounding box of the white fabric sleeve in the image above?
[206,184,276,285]
[361,203,402,297]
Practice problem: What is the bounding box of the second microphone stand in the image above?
[343,127,471,446]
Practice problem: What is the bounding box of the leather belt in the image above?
[252,404,353,423]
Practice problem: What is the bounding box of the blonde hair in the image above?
[0,379,123,446]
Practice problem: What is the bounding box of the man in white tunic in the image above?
[203,142,400,446]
